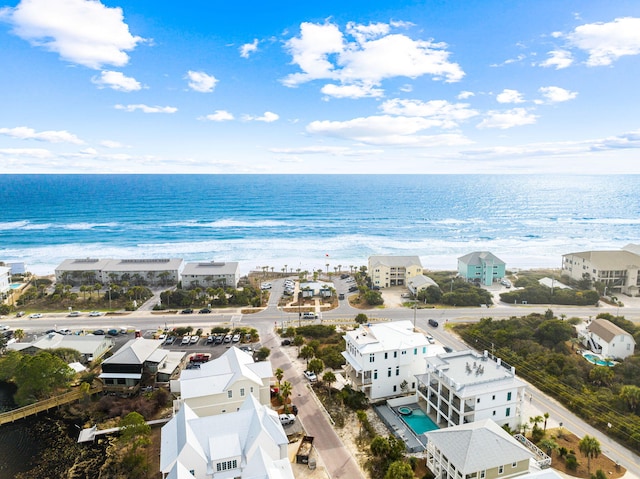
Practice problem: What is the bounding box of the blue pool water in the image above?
[400,409,439,435]
[583,353,615,367]
[10,283,21,289]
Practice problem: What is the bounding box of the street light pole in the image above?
[298,292,302,327]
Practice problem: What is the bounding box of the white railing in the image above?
[514,434,552,468]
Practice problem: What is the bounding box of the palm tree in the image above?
[274,368,284,388]
[539,438,558,456]
[529,415,543,430]
[13,328,25,341]
[579,435,601,474]
[280,381,292,411]
[620,385,640,413]
[323,371,336,396]
[543,412,550,432]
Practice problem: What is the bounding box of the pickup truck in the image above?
[189,353,211,363]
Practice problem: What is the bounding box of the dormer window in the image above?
[216,459,238,471]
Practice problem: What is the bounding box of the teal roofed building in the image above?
[457,251,506,286]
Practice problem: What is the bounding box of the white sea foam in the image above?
[0,220,30,230]
[3,234,631,277]
[163,219,291,228]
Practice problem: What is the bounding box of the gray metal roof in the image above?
[457,251,505,266]
[182,261,239,276]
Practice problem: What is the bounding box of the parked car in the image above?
[190,335,200,344]
[89,311,102,317]
[301,312,317,319]
[348,286,358,292]
[16,311,25,317]
[425,334,435,344]
[108,329,119,336]
[29,313,43,318]
[279,413,296,426]
[224,334,232,343]
[165,336,176,345]
[232,333,240,342]
[93,329,105,335]
[181,308,194,314]
[68,311,81,317]
[0,325,8,331]
[291,404,299,415]
[260,282,272,290]
[214,334,224,344]
[281,339,291,346]
[304,370,317,382]
[338,293,345,300]
[340,274,349,279]
[181,336,191,345]
[500,279,512,288]
[58,328,71,335]
[199,308,211,314]
[428,319,439,327]
[206,335,214,344]
[443,346,454,353]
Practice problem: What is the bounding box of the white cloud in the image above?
[2,0,143,69]
[477,108,538,129]
[537,86,578,104]
[380,99,478,127]
[100,140,127,148]
[282,20,464,96]
[539,49,573,69]
[565,17,640,66]
[321,83,384,99]
[114,104,177,113]
[243,112,279,122]
[240,39,259,58]
[270,145,381,156]
[307,115,473,146]
[91,70,142,91]
[0,126,83,144]
[185,70,218,93]
[458,90,474,99]
[199,110,234,122]
[0,147,53,158]
[496,89,525,104]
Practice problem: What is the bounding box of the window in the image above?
[512,462,517,468]
[492,410,496,416]
[369,354,375,363]
[393,385,397,392]
[480,471,486,479]
[506,407,510,417]
[374,370,378,380]
[492,395,495,400]
[228,390,233,398]
[396,366,399,376]
[477,398,480,403]
[240,388,245,397]
[384,352,388,359]
[394,351,398,358]
[388,368,392,377]
[498,465,504,474]
[412,382,415,389]
[507,392,512,401]
[423,347,426,353]
[250,386,254,392]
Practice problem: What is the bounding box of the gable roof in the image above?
[102,338,165,366]
[458,251,505,266]
[369,255,423,268]
[588,318,635,343]
[179,347,272,400]
[343,320,429,354]
[426,419,532,474]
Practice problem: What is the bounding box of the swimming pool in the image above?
[400,408,439,435]
[583,353,615,367]
[10,283,22,290]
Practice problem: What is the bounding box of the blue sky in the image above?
[1,0,640,174]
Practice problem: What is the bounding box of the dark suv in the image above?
[428,319,439,327]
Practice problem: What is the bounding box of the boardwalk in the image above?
[0,384,103,426]
[78,418,170,442]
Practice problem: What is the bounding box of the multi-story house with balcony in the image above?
[342,320,444,401]
[562,250,640,296]
[415,349,525,431]
[368,255,423,288]
[425,419,541,479]
[457,251,506,286]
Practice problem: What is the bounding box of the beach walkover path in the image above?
[0,384,103,426]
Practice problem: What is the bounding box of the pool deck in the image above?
[374,403,426,453]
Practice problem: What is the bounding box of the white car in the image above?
[190,335,200,344]
[232,334,240,342]
[261,282,272,290]
[279,413,296,426]
[58,328,72,335]
[181,336,191,345]
[29,313,43,319]
[304,370,317,382]
[68,311,81,317]
[89,311,103,317]
[425,335,435,344]
[0,325,9,331]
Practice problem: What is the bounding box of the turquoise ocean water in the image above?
[0,174,639,275]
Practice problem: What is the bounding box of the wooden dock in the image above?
[0,384,103,426]
[78,418,170,442]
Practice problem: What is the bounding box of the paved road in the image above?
[264,329,365,479]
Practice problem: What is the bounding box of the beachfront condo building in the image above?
[181,261,240,289]
[368,255,423,288]
[415,349,526,431]
[342,320,445,401]
[562,250,640,296]
[457,251,506,286]
[55,257,184,286]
